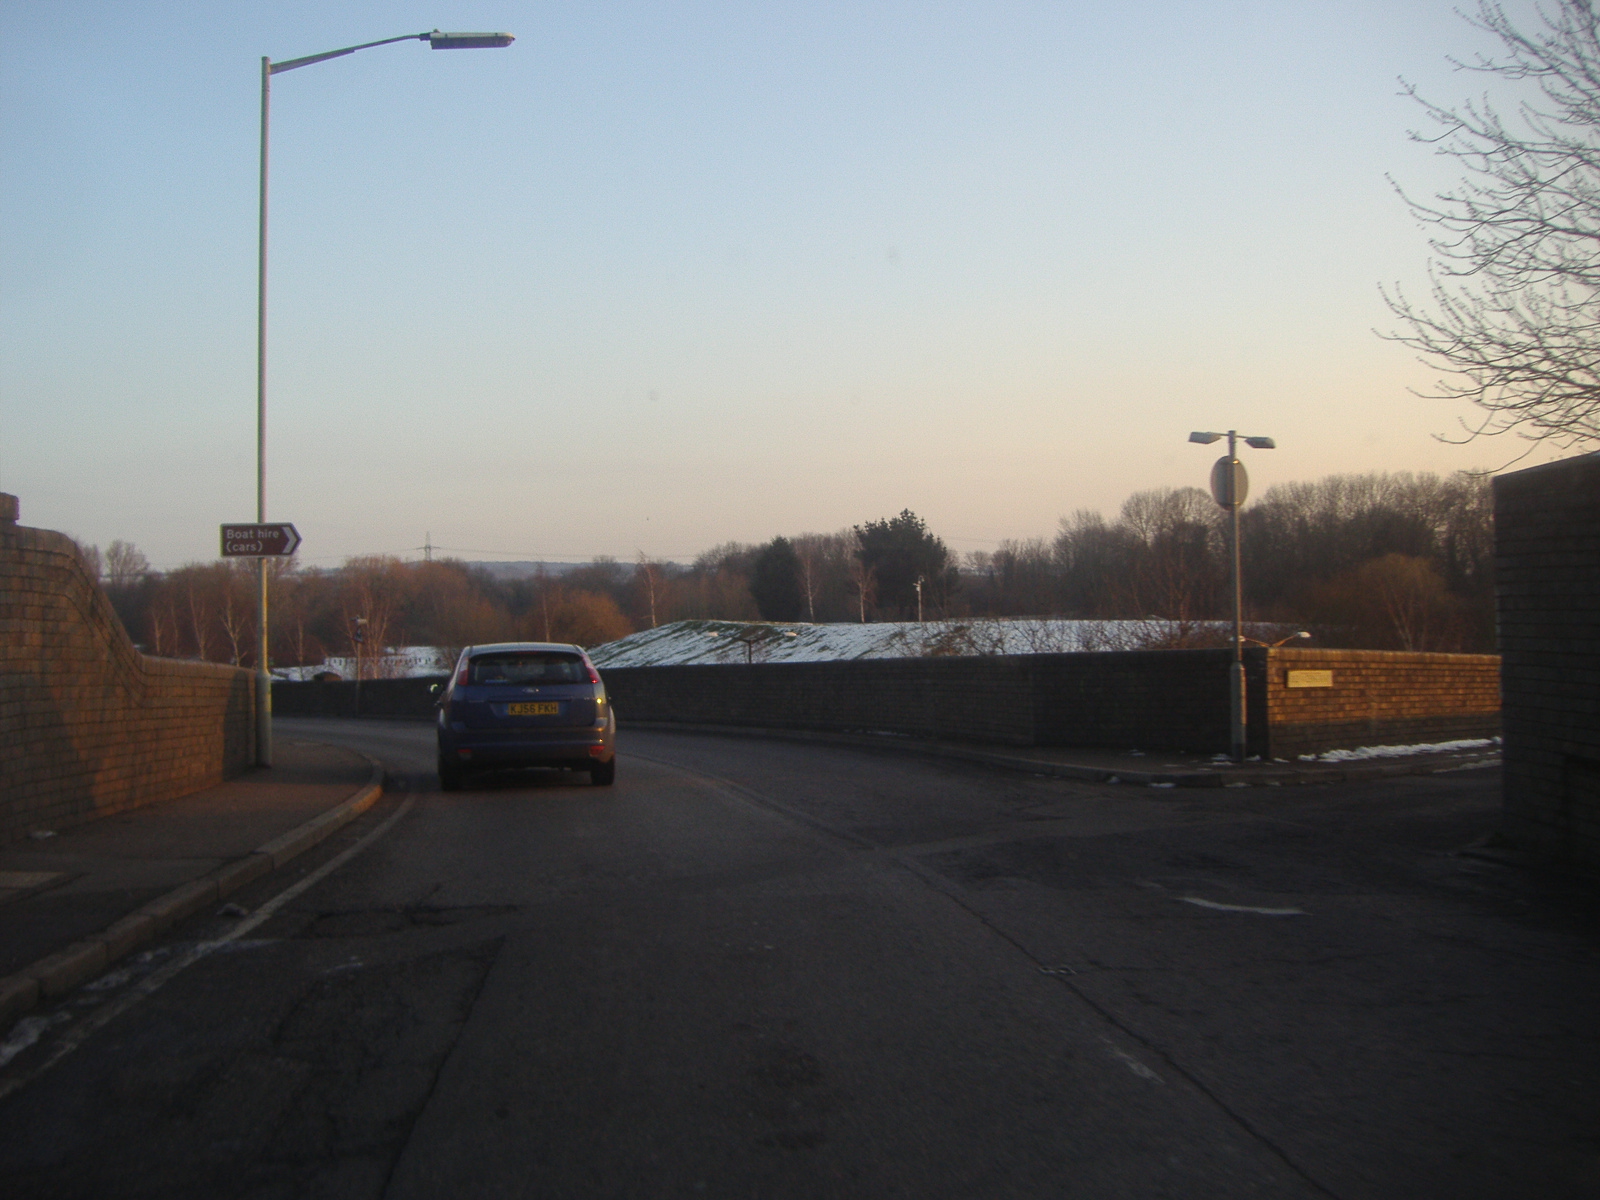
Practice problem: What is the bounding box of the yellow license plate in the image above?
[507,702,560,716]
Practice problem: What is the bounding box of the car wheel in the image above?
[589,758,616,787]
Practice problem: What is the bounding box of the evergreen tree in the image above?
[854,510,953,618]
[749,537,804,621]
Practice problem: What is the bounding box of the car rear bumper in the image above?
[438,729,615,771]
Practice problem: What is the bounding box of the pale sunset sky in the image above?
[0,1,1567,569]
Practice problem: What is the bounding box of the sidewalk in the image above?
[621,720,1502,786]
[0,738,383,1029]
[928,739,1501,786]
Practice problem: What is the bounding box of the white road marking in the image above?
[1179,896,1307,916]
[0,1012,72,1070]
[0,795,415,1102]
[1103,1039,1163,1083]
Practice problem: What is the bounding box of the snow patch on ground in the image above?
[1298,737,1501,763]
[588,618,1201,668]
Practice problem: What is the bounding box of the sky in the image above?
[0,0,1571,570]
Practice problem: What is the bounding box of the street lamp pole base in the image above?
[1229,659,1247,764]
[256,670,273,767]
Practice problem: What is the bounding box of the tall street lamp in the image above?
[1189,429,1275,762]
[254,29,513,765]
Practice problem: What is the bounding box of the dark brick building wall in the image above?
[1495,453,1600,866]
[0,506,255,845]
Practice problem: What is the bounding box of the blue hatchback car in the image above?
[435,642,616,790]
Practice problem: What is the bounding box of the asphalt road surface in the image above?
[2,719,1596,1199]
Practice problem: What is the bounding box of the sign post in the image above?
[1189,430,1275,762]
[1212,446,1249,764]
[220,523,300,767]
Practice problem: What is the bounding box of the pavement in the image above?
[618,719,1503,787]
[0,738,383,1031]
[0,723,1500,1034]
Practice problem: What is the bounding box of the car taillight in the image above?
[582,654,600,684]
[456,658,472,686]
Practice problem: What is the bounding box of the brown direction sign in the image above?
[220,523,301,558]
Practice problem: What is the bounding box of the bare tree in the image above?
[530,588,636,647]
[847,534,877,623]
[1111,488,1224,623]
[1053,508,1145,618]
[340,557,398,679]
[1361,555,1453,651]
[104,540,149,588]
[791,530,860,622]
[266,562,317,669]
[791,535,823,621]
[1387,0,1600,446]
[185,582,212,662]
[148,600,177,657]
[218,569,251,666]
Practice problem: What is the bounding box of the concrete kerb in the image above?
[617,720,1502,787]
[0,755,385,1030]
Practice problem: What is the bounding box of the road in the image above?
[2,719,1596,1198]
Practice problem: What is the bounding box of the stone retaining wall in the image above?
[273,647,1499,762]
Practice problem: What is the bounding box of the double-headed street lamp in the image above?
[253,30,513,765]
[1189,429,1275,763]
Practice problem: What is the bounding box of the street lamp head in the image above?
[1243,436,1276,450]
[1188,431,1223,444]
[428,30,516,49]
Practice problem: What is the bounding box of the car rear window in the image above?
[469,652,588,685]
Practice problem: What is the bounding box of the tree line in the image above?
[971,471,1494,651]
[81,469,1495,672]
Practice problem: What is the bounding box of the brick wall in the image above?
[0,507,255,844]
[1495,453,1600,867]
[1261,648,1501,760]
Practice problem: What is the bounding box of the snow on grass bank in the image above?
[587,618,1210,668]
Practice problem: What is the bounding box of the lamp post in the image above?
[254,29,513,766]
[1243,631,1311,649]
[1188,429,1276,762]
[730,626,799,664]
